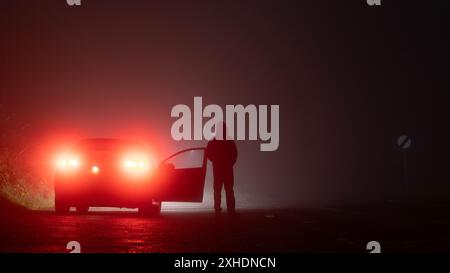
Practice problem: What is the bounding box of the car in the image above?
[54,138,207,216]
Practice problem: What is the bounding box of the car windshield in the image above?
[73,139,145,154]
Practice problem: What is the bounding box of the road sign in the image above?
[397,135,412,150]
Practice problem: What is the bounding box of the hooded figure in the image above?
[205,122,238,215]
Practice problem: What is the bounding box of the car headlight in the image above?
[122,153,154,176]
[124,160,144,168]
[123,160,149,171]
[56,156,80,170]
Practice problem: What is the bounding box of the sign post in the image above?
[397,135,412,186]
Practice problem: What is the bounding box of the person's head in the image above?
[214,121,230,140]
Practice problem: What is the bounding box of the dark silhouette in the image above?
[205,123,238,216]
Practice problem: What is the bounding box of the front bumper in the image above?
[54,171,156,208]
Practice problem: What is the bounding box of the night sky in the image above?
[0,0,448,208]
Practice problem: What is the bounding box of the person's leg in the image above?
[213,168,223,213]
[224,168,235,214]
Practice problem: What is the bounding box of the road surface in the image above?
[1,204,450,252]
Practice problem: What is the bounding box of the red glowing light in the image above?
[122,152,155,177]
[55,155,80,170]
[91,165,100,174]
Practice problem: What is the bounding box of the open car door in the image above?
[156,148,207,202]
